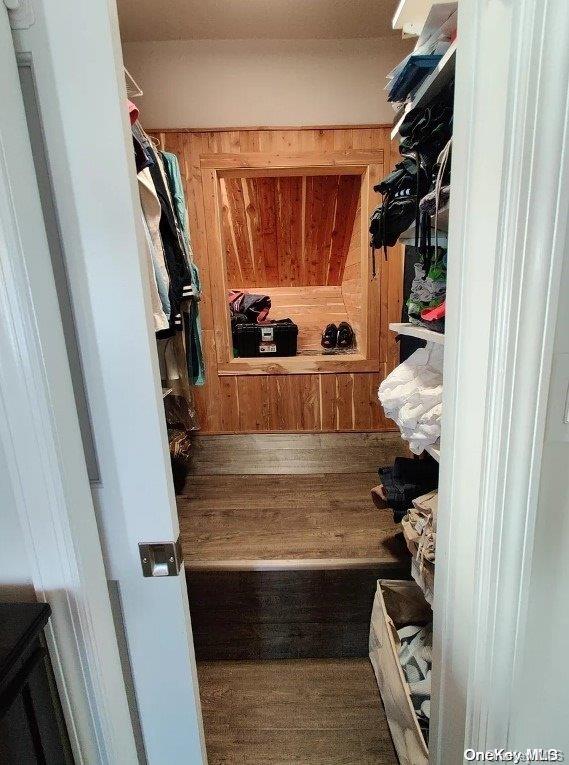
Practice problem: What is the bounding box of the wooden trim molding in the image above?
[218,355,378,375]
[146,123,394,134]
[186,558,399,571]
[202,150,384,376]
[200,150,383,171]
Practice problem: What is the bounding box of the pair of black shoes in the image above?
[321,322,355,350]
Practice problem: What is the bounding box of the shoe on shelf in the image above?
[337,321,355,349]
[321,323,338,349]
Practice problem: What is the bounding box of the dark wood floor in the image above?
[197,658,397,765]
[179,472,407,564]
[181,433,406,762]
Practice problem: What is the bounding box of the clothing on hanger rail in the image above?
[127,108,206,387]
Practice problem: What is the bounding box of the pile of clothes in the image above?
[372,2,455,339]
[406,138,451,333]
[371,456,439,523]
[402,490,437,576]
[378,345,443,455]
[397,622,433,741]
[399,491,438,735]
[369,103,452,336]
[228,290,272,324]
[402,490,438,608]
[386,5,456,109]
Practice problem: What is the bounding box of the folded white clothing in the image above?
[378,345,443,454]
[421,402,442,425]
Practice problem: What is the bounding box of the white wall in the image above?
[122,37,413,129]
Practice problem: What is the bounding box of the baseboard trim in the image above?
[186,558,408,572]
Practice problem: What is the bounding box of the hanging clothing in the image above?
[161,152,191,255]
[127,99,139,125]
[137,167,171,320]
[126,104,168,332]
[140,211,169,332]
[161,150,205,386]
[146,142,193,333]
[154,149,195,303]
[132,131,153,174]
[131,118,205,387]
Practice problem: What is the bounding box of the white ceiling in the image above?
[117,0,399,43]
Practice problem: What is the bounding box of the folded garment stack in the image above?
[378,346,443,455]
[372,457,439,523]
[402,490,438,569]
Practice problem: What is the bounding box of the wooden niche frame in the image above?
[201,150,384,375]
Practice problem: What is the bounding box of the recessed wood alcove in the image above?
[221,172,361,356]
[152,127,403,433]
[201,151,383,374]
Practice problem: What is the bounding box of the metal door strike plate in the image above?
[139,536,183,577]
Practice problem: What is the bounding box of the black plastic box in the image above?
[232,320,298,357]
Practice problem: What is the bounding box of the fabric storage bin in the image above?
[232,320,298,357]
[369,579,432,765]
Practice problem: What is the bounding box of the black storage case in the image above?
[233,320,298,357]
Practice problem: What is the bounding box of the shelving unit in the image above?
[389,322,445,345]
[392,0,450,36]
[391,41,457,140]
[398,207,450,247]
[369,4,454,761]
[399,228,448,247]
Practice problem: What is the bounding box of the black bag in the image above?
[369,153,430,259]
[370,84,454,261]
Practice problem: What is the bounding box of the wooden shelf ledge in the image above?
[218,353,378,376]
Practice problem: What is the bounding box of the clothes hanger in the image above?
[124,67,143,98]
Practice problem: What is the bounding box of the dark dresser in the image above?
[0,603,73,764]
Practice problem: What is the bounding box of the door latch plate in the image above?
[139,536,183,577]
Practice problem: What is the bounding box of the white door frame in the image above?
[0,6,138,763]
[432,0,569,761]
[7,0,206,762]
[1,0,568,762]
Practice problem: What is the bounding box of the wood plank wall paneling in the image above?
[341,199,363,336]
[150,128,403,434]
[264,286,350,353]
[220,174,359,288]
